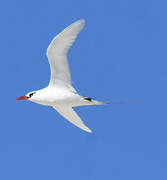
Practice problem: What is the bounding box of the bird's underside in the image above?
[28,85,106,133]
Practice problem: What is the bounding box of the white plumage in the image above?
[16,20,106,133]
[47,20,85,86]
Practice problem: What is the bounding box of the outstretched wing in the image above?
[53,106,92,133]
[47,20,85,87]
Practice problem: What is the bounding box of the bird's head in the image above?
[16,91,36,101]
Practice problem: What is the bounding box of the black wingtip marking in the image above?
[84,97,92,101]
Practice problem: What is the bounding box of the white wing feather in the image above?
[47,20,85,86]
[53,106,92,133]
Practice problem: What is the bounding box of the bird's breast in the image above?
[30,89,79,107]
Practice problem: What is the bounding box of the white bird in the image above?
[16,19,109,133]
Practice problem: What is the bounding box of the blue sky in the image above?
[0,0,167,179]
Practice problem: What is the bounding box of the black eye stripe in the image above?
[29,93,33,97]
[29,92,36,98]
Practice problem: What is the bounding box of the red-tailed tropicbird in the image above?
[16,19,110,133]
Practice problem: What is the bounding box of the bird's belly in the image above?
[31,94,81,107]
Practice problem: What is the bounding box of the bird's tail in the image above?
[91,100,139,105]
[83,97,110,106]
[91,100,107,105]
[83,97,135,106]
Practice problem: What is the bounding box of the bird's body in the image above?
[29,86,77,107]
[29,86,100,107]
[16,19,106,133]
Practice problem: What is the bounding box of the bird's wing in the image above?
[53,106,92,133]
[47,19,85,87]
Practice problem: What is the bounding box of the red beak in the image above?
[16,96,28,100]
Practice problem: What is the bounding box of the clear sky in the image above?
[0,0,167,179]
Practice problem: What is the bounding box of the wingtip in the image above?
[76,19,86,26]
[83,127,92,133]
[82,126,92,133]
[87,129,92,133]
[78,19,85,23]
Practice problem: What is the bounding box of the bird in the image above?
[16,19,109,133]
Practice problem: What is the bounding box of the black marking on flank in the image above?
[84,97,92,101]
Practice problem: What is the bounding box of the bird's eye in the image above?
[29,92,35,98]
